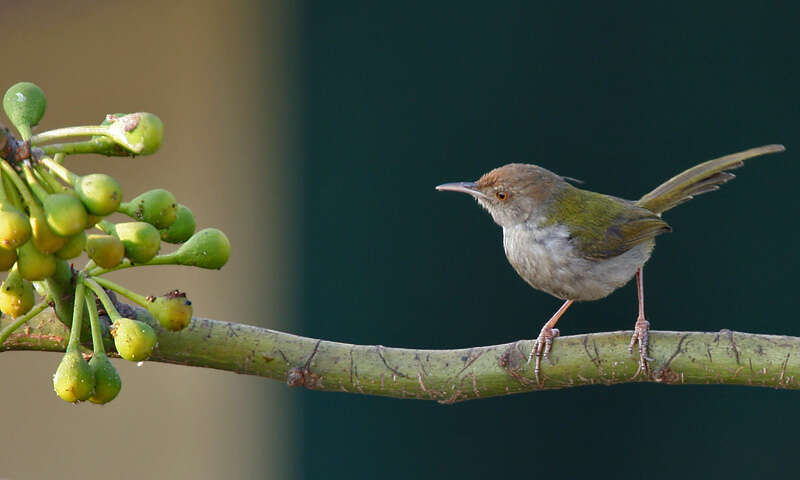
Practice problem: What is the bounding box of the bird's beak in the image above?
[435,182,488,199]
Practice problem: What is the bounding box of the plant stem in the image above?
[84,289,105,354]
[90,276,147,307]
[0,160,39,209]
[67,281,86,351]
[82,277,121,319]
[30,126,112,145]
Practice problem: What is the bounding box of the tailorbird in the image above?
[436,144,785,379]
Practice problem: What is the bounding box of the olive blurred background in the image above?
[3,2,800,479]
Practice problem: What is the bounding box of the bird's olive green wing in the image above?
[546,187,672,259]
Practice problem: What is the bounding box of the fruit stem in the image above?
[82,277,122,321]
[66,281,86,352]
[84,288,106,354]
[39,156,78,186]
[97,219,116,235]
[35,162,69,193]
[91,276,148,308]
[21,163,51,204]
[39,141,104,156]
[29,125,113,145]
[0,160,42,211]
[0,299,50,346]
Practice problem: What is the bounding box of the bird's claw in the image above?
[628,318,652,377]
[528,326,560,384]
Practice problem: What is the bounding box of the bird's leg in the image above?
[528,299,574,383]
[628,267,652,376]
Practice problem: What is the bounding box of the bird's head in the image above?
[436,164,569,228]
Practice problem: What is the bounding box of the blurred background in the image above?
[2,1,799,479]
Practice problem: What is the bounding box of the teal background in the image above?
[298,2,799,478]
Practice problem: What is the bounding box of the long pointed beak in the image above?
[435,181,487,199]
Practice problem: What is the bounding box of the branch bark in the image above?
[2,307,799,403]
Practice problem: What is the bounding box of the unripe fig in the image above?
[0,265,34,317]
[75,174,122,216]
[0,204,32,249]
[85,234,125,269]
[17,241,56,280]
[115,221,161,263]
[29,205,68,254]
[55,231,87,260]
[111,317,156,361]
[119,189,177,229]
[88,353,122,404]
[52,258,72,286]
[43,193,88,237]
[111,112,163,155]
[148,290,193,331]
[53,349,95,403]
[160,204,195,244]
[150,228,230,269]
[0,247,16,271]
[2,82,46,140]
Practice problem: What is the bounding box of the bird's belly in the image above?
[502,225,653,301]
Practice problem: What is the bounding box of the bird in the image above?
[436,144,786,380]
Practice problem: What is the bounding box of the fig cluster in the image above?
[0,82,232,405]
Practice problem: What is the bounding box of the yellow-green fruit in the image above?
[30,207,68,254]
[0,204,32,249]
[17,241,56,281]
[171,228,230,269]
[75,174,122,216]
[0,247,16,271]
[55,231,87,260]
[160,204,195,244]
[88,353,122,404]
[148,291,193,331]
[120,189,177,229]
[0,266,34,317]
[3,82,46,139]
[44,193,88,237]
[85,234,125,269]
[111,318,156,361]
[115,222,160,263]
[53,349,95,403]
[119,112,163,155]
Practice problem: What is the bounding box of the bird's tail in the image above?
[636,144,785,214]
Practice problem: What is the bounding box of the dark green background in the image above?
[298,3,798,478]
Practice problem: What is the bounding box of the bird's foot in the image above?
[628,317,653,377]
[527,326,560,384]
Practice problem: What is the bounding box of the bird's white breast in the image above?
[502,220,653,301]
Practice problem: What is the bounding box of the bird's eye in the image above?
[496,191,507,201]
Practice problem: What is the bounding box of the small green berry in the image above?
[3,82,47,140]
[88,353,122,404]
[160,204,195,243]
[111,318,157,361]
[147,290,193,331]
[53,349,95,403]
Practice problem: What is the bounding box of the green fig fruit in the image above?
[53,349,95,403]
[51,258,72,286]
[85,234,125,269]
[3,82,46,140]
[115,222,161,263]
[150,228,230,269]
[17,241,56,281]
[148,290,193,331]
[0,204,32,250]
[55,231,86,260]
[111,318,156,361]
[0,265,34,317]
[111,112,163,155]
[29,204,68,254]
[0,247,16,271]
[88,353,122,404]
[119,189,178,229]
[160,204,195,244]
[75,174,122,216]
[43,193,88,237]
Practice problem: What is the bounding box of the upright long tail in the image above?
[636,144,786,214]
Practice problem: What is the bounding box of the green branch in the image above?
[2,307,799,403]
